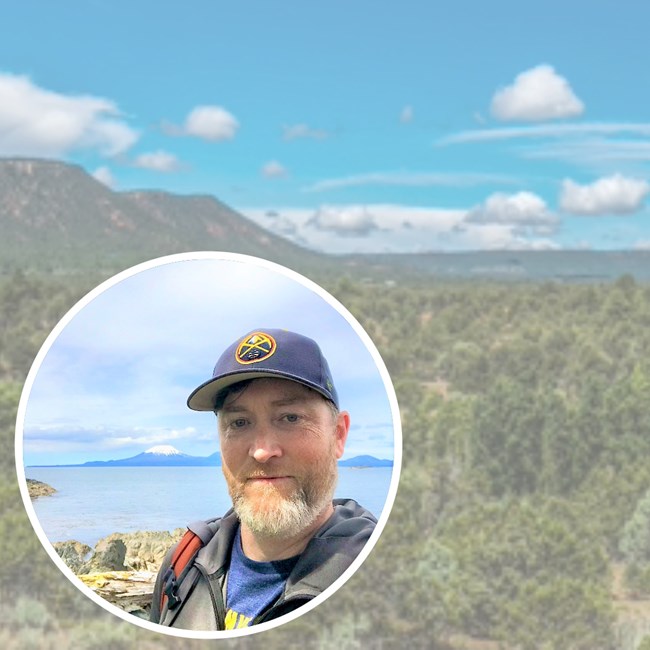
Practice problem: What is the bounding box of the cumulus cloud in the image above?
[133,150,181,172]
[174,105,239,141]
[92,166,115,188]
[0,72,139,157]
[466,191,558,230]
[307,205,378,236]
[400,105,414,123]
[262,160,288,178]
[282,123,329,141]
[490,65,585,122]
[560,174,650,215]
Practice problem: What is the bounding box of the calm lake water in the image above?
[26,466,394,547]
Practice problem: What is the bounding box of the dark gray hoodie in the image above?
[150,498,377,630]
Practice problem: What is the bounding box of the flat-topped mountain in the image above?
[0,158,323,274]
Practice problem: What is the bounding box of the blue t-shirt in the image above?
[224,529,300,629]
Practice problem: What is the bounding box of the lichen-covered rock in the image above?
[26,479,56,499]
[53,541,92,573]
[99,528,185,572]
[73,527,185,576]
[81,538,127,573]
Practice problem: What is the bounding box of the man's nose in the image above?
[250,429,283,463]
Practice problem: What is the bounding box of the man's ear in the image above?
[334,411,350,459]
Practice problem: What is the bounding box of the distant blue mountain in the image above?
[28,445,391,469]
[30,445,222,468]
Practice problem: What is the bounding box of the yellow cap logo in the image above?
[235,332,277,365]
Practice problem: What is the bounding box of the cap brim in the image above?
[187,370,334,411]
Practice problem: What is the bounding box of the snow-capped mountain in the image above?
[144,445,184,456]
[68,447,221,468]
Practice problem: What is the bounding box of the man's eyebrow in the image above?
[220,395,312,412]
[219,403,249,413]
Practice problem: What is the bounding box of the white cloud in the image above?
[522,138,650,166]
[307,205,378,236]
[560,174,650,215]
[133,150,181,172]
[242,204,557,253]
[466,191,558,228]
[456,223,560,251]
[400,105,414,123]
[262,160,288,178]
[491,64,584,122]
[282,123,329,141]
[183,105,239,141]
[92,166,115,188]
[634,240,650,251]
[439,122,650,145]
[0,72,139,157]
[304,171,517,192]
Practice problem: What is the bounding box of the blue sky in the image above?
[20,255,398,465]
[2,1,650,252]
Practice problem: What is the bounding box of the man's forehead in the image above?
[221,377,320,408]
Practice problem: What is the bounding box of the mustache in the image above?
[243,467,294,480]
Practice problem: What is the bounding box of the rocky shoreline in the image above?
[26,478,57,499]
[54,528,185,618]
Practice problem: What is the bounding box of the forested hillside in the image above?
[2,270,650,649]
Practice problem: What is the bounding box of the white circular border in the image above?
[15,251,403,640]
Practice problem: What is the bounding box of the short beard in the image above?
[228,460,338,539]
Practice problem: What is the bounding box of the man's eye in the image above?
[231,418,248,428]
[283,413,300,423]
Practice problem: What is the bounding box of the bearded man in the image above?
[150,329,377,630]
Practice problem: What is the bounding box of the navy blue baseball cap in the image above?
[187,328,339,411]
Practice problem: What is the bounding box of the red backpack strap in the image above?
[160,520,217,614]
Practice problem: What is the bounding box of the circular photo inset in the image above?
[15,252,402,639]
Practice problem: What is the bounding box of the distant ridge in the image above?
[352,250,650,283]
[338,455,393,468]
[27,446,391,469]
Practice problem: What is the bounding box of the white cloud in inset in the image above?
[262,160,288,178]
[282,123,329,141]
[307,205,378,236]
[134,150,181,172]
[466,191,558,228]
[491,65,584,122]
[400,105,414,123]
[560,174,650,215]
[92,166,115,188]
[183,105,239,141]
[0,72,139,157]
